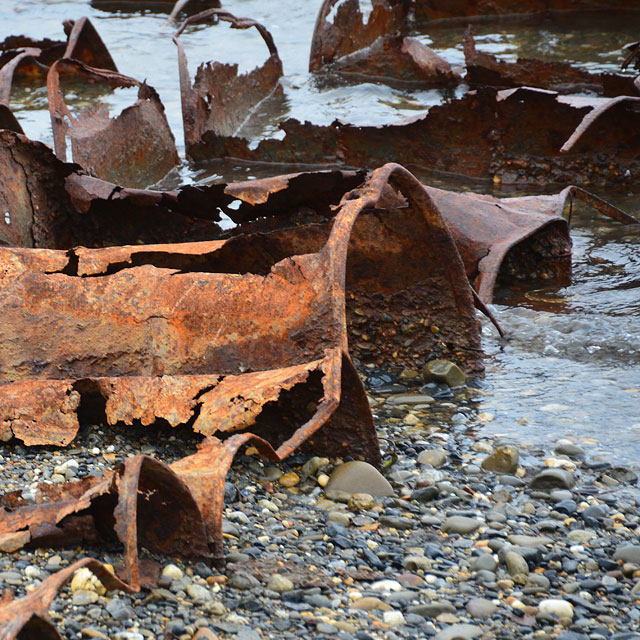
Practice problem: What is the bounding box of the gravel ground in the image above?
[2,371,640,640]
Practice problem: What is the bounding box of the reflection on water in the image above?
[0,1,639,461]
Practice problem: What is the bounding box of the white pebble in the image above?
[383,611,405,627]
[539,598,573,620]
[370,579,402,594]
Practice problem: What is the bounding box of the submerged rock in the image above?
[422,359,466,388]
[481,445,519,474]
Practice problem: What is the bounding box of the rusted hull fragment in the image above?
[174,9,283,156]
[0,456,209,590]
[0,558,132,640]
[0,17,116,80]
[191,86,640,187]
[412,1,640,24]
[0,164,484,560]
[463,30,639,96]
[48,59,178,188]
[309,0,458,86]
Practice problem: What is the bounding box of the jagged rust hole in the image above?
[237,370,325,450]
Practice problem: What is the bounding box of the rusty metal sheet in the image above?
[48,58,179,188]
[309,0,458,86]
[412,1,640,24]
[0,455,209,589]
[0,17,116,81]
[463,29,639,97]
[191,86,640,187]
[174,9,283,158]
[423,184,638,303]
[0,558,132,640]
[0,164,484,561]
[0,18,117,135]
[0,131,79,248]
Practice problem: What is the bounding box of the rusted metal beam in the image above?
[48,58,179,188]
[174,9,283,158]
[189,86,640,187]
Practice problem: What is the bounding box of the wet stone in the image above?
[481,445,519,474]
[442,516,482,535]
[325,461,394,499]
[422,359,466,388]
[418,449,447,468]
[504,551,529,577]
[465,597,497,617]
[434,623,482,640]
[529,468,575,490]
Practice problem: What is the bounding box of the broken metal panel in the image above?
[192,86,639,187]
[0,456,210,590]
[560,95,640,154]
[0,49,39,135]
[0,558,132,640]
[48,59,179,188]
[62,17,118,72]
[412,1,640,24]
[0,17,116,84]
[0,131,78,248]
[174,9,283,157]
[310,0,406,72]
[426,184,638,302]
[309,0,459,86]
[463,29,639,96]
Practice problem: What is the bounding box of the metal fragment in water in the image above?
[47,58,179,188]
[174,9,283,159]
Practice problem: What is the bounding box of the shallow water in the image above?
[2,1,639,462]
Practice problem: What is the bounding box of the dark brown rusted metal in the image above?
[91,0,220,19]
[309,0,459,86]
[47,58,179,188]
[423,184,638,303]
[0,558,133,640]
[464,29,639,97]
[0,456,209,589]
[174,9,283,158]
[412,1,640,24]
[0,17,117,81]
[190,86,640,187]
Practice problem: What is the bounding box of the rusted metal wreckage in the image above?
[0,558,133,640]
[174,9,284,158]
[309,0,460,86]
[463,29,640,97]
[0,17,117,136]
[1,3,640,634]
[0,15,178,188]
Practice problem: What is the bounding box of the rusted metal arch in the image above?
[174,9,283,157]
[0,456,210,590]
[0,49,40,134]
[47,58,179,188]
[0,558,132,640]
